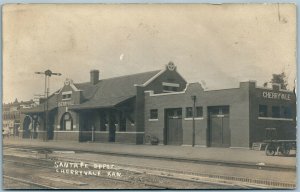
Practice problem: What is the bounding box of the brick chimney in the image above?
[90,70,99,85]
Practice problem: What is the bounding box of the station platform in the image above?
[2,137,296,169]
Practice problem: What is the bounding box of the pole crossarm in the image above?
[35,70,62,77]
[34,69,62,141]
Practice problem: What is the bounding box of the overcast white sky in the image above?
[3,4,296,103]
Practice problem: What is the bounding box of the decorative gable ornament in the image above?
[167,61,176,71]
[64,78,73,86]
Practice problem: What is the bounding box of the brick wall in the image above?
[135,68,188,144]
[145,82,251,148]
[94,132,110,142]
[53,131,79,141]
[249,83,296,144]
[115,132,144,144]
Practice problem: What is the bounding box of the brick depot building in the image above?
[21,63,296,148]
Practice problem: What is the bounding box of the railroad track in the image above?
[3,155,238,189]
[3,157,179,189]
[3,145,296,189]
[3,144,296,172]
[3,175,58,189]
[54,155,295,189]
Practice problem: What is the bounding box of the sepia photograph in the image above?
[2,3,297,189]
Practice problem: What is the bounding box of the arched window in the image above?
[60,112,73,131]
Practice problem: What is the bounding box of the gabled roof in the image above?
[70,70,161,109]
[74,82,98,101]
[23,69,161,113]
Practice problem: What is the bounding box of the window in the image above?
[163,86,169,91]
[259,105,268,117]
[186,107,203,118]
[167,109,182,118]
[162,82,179,92]
[62,91,72,100]
[221,107,229,115]
[196,107,203,117]
[282,106,292,118]
[177,109,182,117]
[62,94,71,100]
[186,107,193,118]
[163,86,178,92]
[272,106,280,118]
[60,112,73,131]
[150,109,158,119]
[168,110,175,117]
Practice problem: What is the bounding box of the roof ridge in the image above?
[74,82,91,86]
[74,69,161,85]
[101,70,161,81]
[87,70,161,101]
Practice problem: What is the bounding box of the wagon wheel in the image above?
[265,144,276,156]
[280,144,291,156]
[144,134,151,144]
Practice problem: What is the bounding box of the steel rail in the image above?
[3,155,236,189]
[3,175,58,189]
[4,145,296,189]
[3,155,280,189]
[3,158,164,189]
[4,144,296,172]
[57,156,293,189]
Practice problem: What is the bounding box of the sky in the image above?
[3,4,296,103]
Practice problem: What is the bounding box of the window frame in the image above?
[259,105,268,117]
[162,82,180,93]
[62,91,72,101]
[272,106,280,118]
[196,106,203,117]
[185,107,193,118]
[149,109,158,120]
[282,106,292,118]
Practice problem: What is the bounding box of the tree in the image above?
[263,82,268,88]
[270,72,288,90]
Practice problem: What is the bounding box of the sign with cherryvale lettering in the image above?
[58,101,74,107]
[262,91,291,101]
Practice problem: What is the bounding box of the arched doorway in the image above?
[23,115,32,138]
[60,112,73,131]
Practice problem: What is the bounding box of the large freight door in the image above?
[165,108,183,145]
[208,106,230,147]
